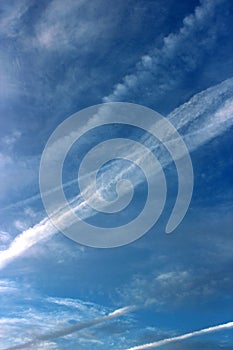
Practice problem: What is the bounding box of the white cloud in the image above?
[103,0,226,103]
[1,131,21,149]
[47,296,105,314]
[35,0,121,52]
[1,303,134,350]
[118,269,205,308]
[0,76,233,270]
[0,231,11,245]
[0,1,29,38]
[14,220,28,231]
[0,284,134,348]
[0,279,18,294]
[0,218,57,269]
[126,321,233,349]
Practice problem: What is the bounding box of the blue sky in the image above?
[0,0,233,349]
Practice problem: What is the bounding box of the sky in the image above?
[0,0,233,349]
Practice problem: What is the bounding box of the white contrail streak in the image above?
[0,78,232,269]
[2,306,135,350]
[126,321,233,349]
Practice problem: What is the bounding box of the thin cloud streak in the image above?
[2,76,232,213]
[2,306,135,350]
[0,177,78,212]
[0,77,233,269]
[126,321,233,349]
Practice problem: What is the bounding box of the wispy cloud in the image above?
[0,279,18,294]
[103,0,228,107]
[126,321,233,349]
[0,231,11,249]
[1,306,134,350]
[0,77,233,269]
[0,1,29,38]
[0,291,122,348]
[35,0,109,51]
[0,218,57,269]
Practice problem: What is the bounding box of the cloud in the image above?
[0,231,11,249]
[0,1,29,38]
[1,305,134,350]
[35,0,91,50]
[34,0,117,52]
[0,280,18,294]
[118,269,218,308]
[0,284,136,349]
[1,131,21,149]
[0,0,138,106]
[0,217,57,270]
[1,0,231,204]
[0,76,233,269]
[126,321,233,349]
[103,0,229,108]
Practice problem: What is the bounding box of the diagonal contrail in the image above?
[0,78,233,269]
[2,306,135,350]
[126,321,233,349]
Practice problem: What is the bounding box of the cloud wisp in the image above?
[1,306,135,350]
[126,321,233,349]
[0,77,233,269]
[0,217,57,270]
[103,0,227,105]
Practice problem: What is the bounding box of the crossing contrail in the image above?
[0,78,233,269]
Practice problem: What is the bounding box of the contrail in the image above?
[126,321,233,349]
[1,306,135,350]
[0,78,232,269]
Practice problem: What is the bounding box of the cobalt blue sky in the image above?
[0,0,233,349]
